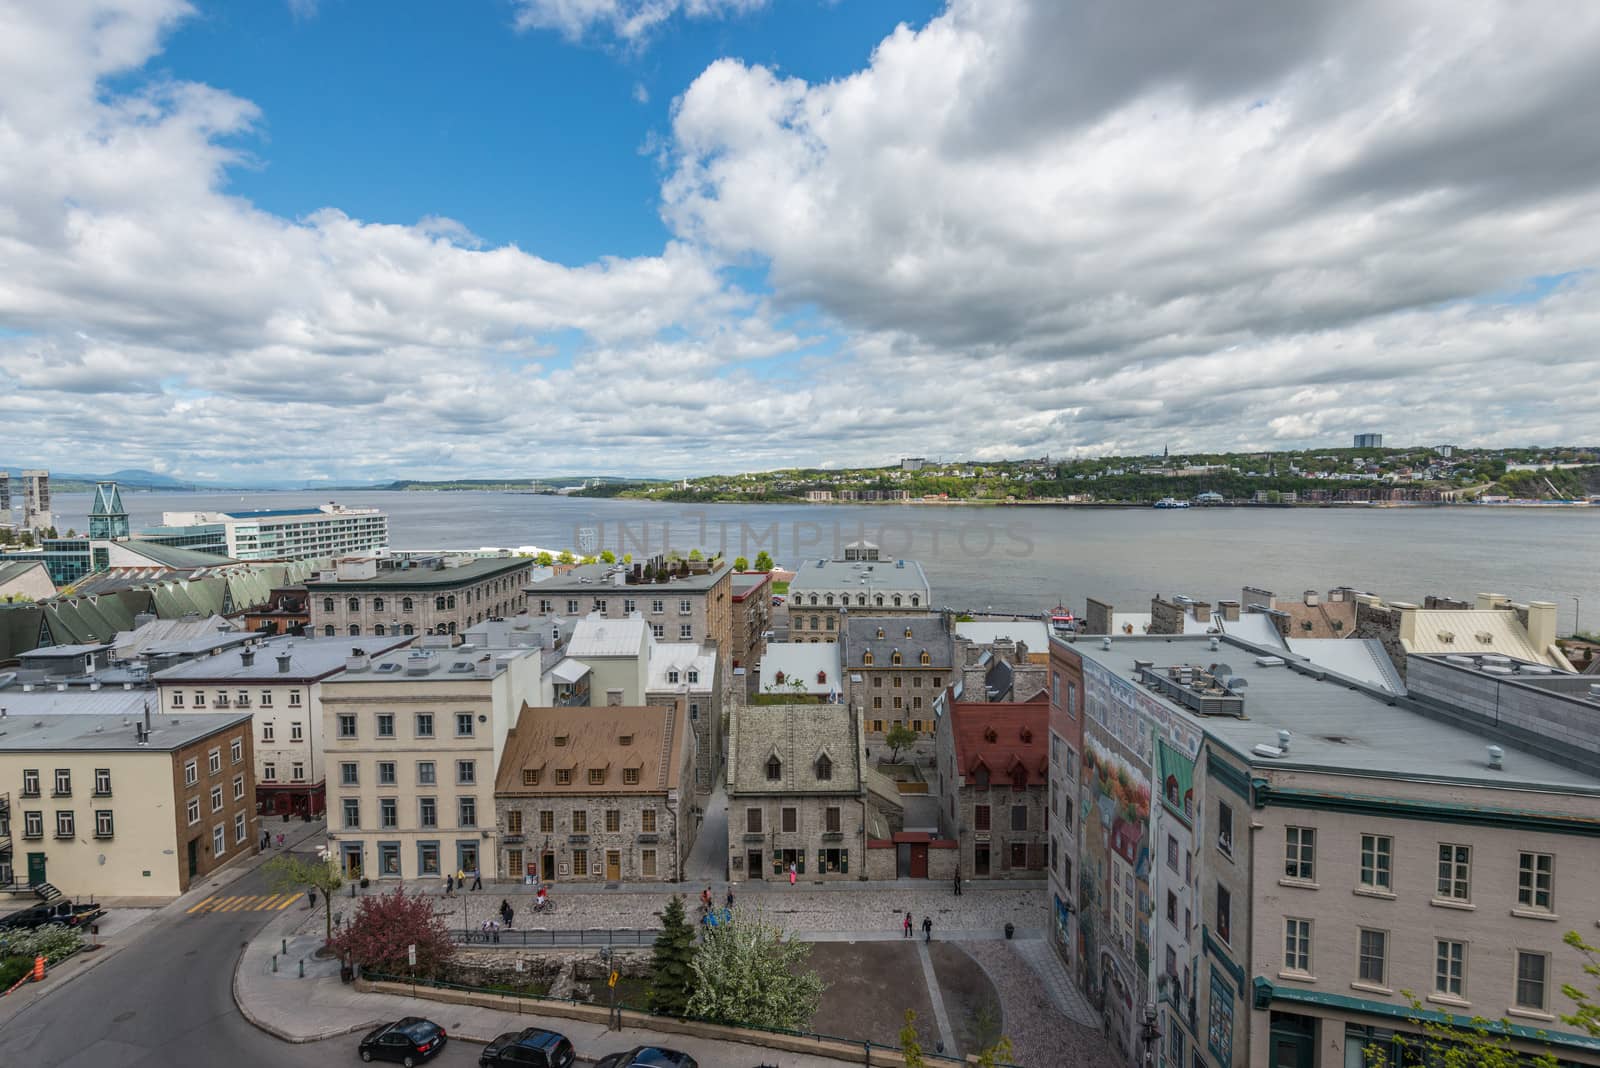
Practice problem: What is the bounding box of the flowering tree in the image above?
[329,889,454,977]
[686,915,823,1030]
[264,847,344,946]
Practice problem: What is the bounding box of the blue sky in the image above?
[1,0,1598,483]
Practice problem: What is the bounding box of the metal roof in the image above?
[787,558,931,595]
[567,615,650,658]
[646,643,716,692]
[0,710,251,751]
[153,635,413,682]
[758,642,842,695]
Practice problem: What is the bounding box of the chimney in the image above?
[276,653,293,674]
[1526,601,1557,657]
[240,648,255,668]
[345,650,371,672]
[1303,590,1319,607]
[1476,592,1510,612]
[144,702,152,736]
[1193,601,1211,624]
[1217,600,1240,622]
[1391,602,1419,643]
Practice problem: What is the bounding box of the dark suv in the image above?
[357,1017,448,1066]
[594,1047,698,1068]
[479,1028,576,1068]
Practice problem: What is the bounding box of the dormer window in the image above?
[589,768,606,785]
[920,650,930,665]
[905,627,913,638]
[816,670,827,684]
[975,767,990,788]
[862,652,873,666]
[815,755,833,781]
[554,734,569,747]
[619,734,633,746]
[523,769,540,785]
[876,627,885,639]
[668,669,680,684]
[893,595,902,607]
[875,595,884,606]
[766,756,782,781]
[891,652,903,666]
[825,594,834,606]
[774,671,786,684]
[687,670,699,684]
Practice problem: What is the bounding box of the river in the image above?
[44,490,1599,633]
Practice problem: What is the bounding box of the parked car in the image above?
[0,901,103,931]
[357,1018,448,1066]
[770,595,784,606]
[594,1047,699,1068]
[479,1028,576,1068]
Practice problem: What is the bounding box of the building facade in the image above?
[493,701,695,884]
[528,561,733,659]
[787,556,933,643]
[156,502,388,561]
[842,616,954,740]
[729,571,772,670]
[307,555,533,639]
[21,470,50,532]
[0,711,255,898]
[932,690,1049,882]
[726,702,867,882]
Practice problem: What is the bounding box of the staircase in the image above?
[656,704,677,790]
[33,882,63,904]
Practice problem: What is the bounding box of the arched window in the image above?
[374,624,386,636]
[892,595,902,607]
[348,624,360,637]
[857,593,866,606]
[765,756,782,781]
[891,652,903,666]
[920,651,931,666]
[863,652,874,666]
[402,597,413,612]
[323,625,335,637]
[446,621,457,634]
[373,597,384,611]
[809,594,819,606]
[402,623,415,635]
[815,755,833,781]
[875,595,884,606]
[810,616,820,631]
[435,596,446,611]
[323,598,334,613]
[910,594,919,606]
[347,597,360,612]
[824,594,834,606]
[446,595,457,610]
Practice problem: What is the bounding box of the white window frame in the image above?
[1434,939,1467,999]
[1359,833,1392,891]
[1436,843,1471,902]
[1284,918,1312,974]
[1517,852,1554,912]
[1284,826,1316,882]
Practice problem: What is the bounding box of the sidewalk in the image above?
[235,907,892,1066]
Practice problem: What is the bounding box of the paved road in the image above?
[4,859,482,1068]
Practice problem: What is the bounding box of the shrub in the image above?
[329,888,454,977]
[0,923,84,964]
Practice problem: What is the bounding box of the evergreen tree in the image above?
[733,556,749,571]
[753,551,774,572]
[647,895,697,1016]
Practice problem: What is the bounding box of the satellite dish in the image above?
[1227,677,1248,690]
[1211,663,1234,678]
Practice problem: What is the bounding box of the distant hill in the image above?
[1489,465,1600,500]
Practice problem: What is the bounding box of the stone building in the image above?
[726,702,867,882]
[841,615,954,742]
[729,571,772,670]
[493,700,694,884]
[931,689,1049,881]
[306,555,532,639]
[786,554,932,643]
[527,561,733,662]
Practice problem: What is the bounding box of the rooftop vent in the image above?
[448,660,475,673]
[276,653,293,674]
[1482,665,1514,676]
[240,649,255,667]
[1487,745,1505,770]
[1138,663,1246,717]
[1208,636,1220,651]
[1252,743,1286,758]
[1445,655,1475,666]
[374,662,401,674]
[1254,656,1285,667]
[1101,637,1112,650]
[1587,683,1600,703]
[1277,729,1291,753]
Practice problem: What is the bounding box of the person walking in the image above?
[471,868,483,892]
[456,868,465,888]
[275,833,285,849]
[788,861,797,886]
[445,873,454,898]
[503,902,515,930]
[490,919,501,943]
[903,911,913,938]
[261,829,270,851]
[725,886,735,910]
[307,889,318,911]
[922,915,933,943]
[953,870,962,896]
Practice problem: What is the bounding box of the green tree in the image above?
[535,551,554,567]
[733,556,749,571]
[686,915,824,1030]
[899,1009,926,1067]
[63,528,76,538]
[1359,991,1559,1068]
[1561,929,1600,1037]
[647,895,698,1016]
[753,551,774,572]
[600,550,616,564]
[581,555,598,564]
[264,849,345,946]
[973,1036,1015,1068]
[884,723,918,764]
[622,553,633,564]
[557,550,575,565]
[688,548,703,560]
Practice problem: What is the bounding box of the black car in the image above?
[479,1028,576,1068]
[594,1047,698,1068]
[358,1018,448,1066]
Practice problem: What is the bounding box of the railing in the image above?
[453,927,662,947]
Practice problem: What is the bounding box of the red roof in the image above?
[948,693,1049,788]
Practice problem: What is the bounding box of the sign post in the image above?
[408,943,416,997]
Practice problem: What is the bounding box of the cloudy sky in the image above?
[1,0,1598,483]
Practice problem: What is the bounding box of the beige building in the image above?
[726,702,867,882]
[0,711,256,899]
[0,560,55,603]
[787,553,932,643]
[842,615,955,739]
[493,701,694,884]
[307,555,533,639]
[528,561,733,658]
[318,637,546,882]
[1353,592,1574,678]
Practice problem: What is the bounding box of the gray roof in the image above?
[325,640,541,684]
[0,687,152,719]
[0,710,251,752]
[529,561,731,594]
[1068,635,1600,791]
[305,556,530,590]
[153,635,414,683]
[728,703,862,795]
[787,558,931,597]
[463,614,571,650]
[0,560,47,585]
[842,616,954,669]
[18,642,113,660]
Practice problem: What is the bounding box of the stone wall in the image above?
[1353,601,1407,678]
[1085,598,1114,636]
[497,793,684,883]
[1150,597,1186,635]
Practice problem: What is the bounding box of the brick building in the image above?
[932,688,1048,880]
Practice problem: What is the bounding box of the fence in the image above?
[453,927,662,947]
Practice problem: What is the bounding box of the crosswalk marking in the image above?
[186,893,300,915]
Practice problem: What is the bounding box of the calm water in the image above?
[48,490,1599,633]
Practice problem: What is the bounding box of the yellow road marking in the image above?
[275,895,297,910]
[186,894,220,914]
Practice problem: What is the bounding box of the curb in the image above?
[230,932,380,1045]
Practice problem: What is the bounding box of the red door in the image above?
[910,844,928,878]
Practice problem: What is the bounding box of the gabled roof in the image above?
[728,702,863,795]
[568,614,650,658]
[758,642,841,695]
[1402,609,1554,664]
[843,616,953,669]
[495,701,687,795]
[945,692,1048,788]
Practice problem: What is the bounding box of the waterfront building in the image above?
[154,635,412,818]
[317,637,545,881]
[87,482,129,540]
[841,615,954,743]
[787,552,932,643]
[0,710,255,898]
[306,555,532,639]
[21,470,50,532]
[930,688,1048,882]
[493,700,694,884]
[1052,632,1600,1068]
[725,702,867,882]
[527,560,733,662]
[0,472,9,517]
[152,502,388,561]
[729,571,772,670]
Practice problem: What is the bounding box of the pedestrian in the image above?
[275,833,284,849]
[490,919,501,943]
[922,915,933,943]
[481,919,492,942]
[725,886,735,910]
[788,861,797,886]
[307,889,317,911]
[471,868,482,892]
[701,885,713,911]
[445,873,454,897]
[953,870,962,896]
[456,868,465,887]
[903,911,913,938]
[504,903,515,930]
[261,830,270,851]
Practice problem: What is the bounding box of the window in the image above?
[1166,891,1178,925]
[55,811,75,838]
[288,720,303,743]
[1217,800,1234,856]
[208,748,222,775]
[815,755,832,781]
[1358,929,1388,986]
[95,810,115,838]
[642,808,657,833]
[291,761,304,782]
[539,810,555,833]
[402,597,413,613]
[172,692,184,708]
[679,624,693,640]
[572,810,588,832]
[415,712,434,738]
[1437,844,1471,902]
[1011,805,1028,831]
[1516,951,1549,1012]
[605,810,621,833]
[343,799,360,828]
[593,598,607,613]
[187,796,202,825]
[373,596,384,612]
[419,797,436,827]
[289,690,302,708]
[378,761,396,785]
[193,690,206,707]
[623,768,640,785]
[230,738,243,764]
[417,760,436,785]
[455,712,474,738]
[1284,826,1315,881]
[419,841,440,875]
[1284,918,1312,973]
[23,811,43,838]
[263,762,276,781]
[337,714,357,739]
[457,760,476,785]
[21,769,40,797]
[233,774,245,801]
[975,805,991,831]
[234,811,247,844]
[184,759,198,787]
[679,599,692,614]
[459,797,477,828]
[1167,834,1179,872]
[667,669,680,684]
[347,596,360,612]
[1434,939,1466,998]
[324,625,335,637]
[624,598,636,613]
[340,762,359,786]
[782,807,797,832]
[746,808,762,833]
[238,690,250,707]
[892,652,902,666]
[766,756,782,781]
[93,768,112,796]
[376,713,394,738]
[862,651,874,666]
[650,623,664,638]
[262,721,275,743]
[687,669,699,684]
[348,624,360,637]
[642,849,657,877]
[213,824,226,858]
[573,849,589,877]
[260,690,272,707]
[651,599,664,614]
[1518,852,1554,912]
[555,769,571,785]
[380,798,397,829]
[1216,884,1232,944]
[1360,834,1392,891]
[588,768,606,785]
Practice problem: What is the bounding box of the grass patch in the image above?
[480,978,552,997]
[772,580,790,594]
[753,694,825,705]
